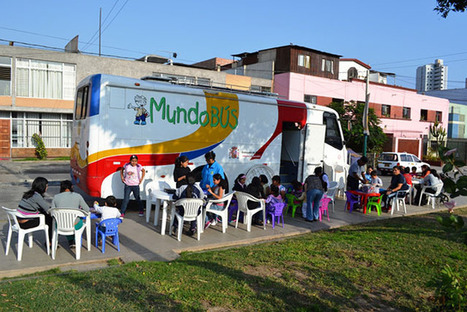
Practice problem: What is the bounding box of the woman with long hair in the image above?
[173,155,191,188]
[17,177,53,246]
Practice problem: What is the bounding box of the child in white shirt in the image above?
[91,196,121,220]
[370,171,384,194]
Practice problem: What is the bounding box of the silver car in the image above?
[377,152,429,175]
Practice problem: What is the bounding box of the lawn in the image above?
[0,209,466,311]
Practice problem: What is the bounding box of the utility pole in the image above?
[362,70,370,157]
[99,8,102,56]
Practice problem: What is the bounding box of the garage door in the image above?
[397,139,419,157]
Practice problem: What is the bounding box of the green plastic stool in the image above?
[366,194,383,216]
[285,193,302,218]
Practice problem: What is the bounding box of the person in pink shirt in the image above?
[120,155,145,217]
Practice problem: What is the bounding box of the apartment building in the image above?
[416,59,448,92]
[0,44,272,159]
[226,45,449,157]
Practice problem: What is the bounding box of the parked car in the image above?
[377,152,429,175]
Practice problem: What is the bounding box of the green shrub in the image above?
[31,133,48,160]
[435,264,467,311]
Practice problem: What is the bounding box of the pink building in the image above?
[274,72,449,158]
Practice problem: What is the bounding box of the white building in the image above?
[416,59,448,92]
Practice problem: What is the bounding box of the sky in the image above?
[1,0,467,90]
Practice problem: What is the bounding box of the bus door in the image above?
[301,123,325,181]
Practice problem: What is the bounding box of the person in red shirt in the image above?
[403,167,413,187]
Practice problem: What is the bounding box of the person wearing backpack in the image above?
[120,155,145,217]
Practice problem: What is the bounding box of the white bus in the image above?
[70,74,347,199]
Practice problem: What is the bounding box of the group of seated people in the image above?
[17,177,120,249]
[349,156,443,210]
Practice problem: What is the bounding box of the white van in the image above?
[377,152,429,175]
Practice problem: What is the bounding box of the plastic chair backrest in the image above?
[98,218,122,235]
[320,197,332,207]
[433,183,444,196]
[2,206,20,229]
[270,202,286,216]
[328,181,338,190]
[49,208,87,232]
[235,191,262,211]
[174,198,204,218]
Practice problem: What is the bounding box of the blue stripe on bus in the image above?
[89,74,101,117]
[180,141,223,161]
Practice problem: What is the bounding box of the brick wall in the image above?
[0,120,10,159]
[11,148,70,159]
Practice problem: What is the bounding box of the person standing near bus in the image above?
[200,151,225,191]
[173,156,191,188]
[120,155,145,217]
[346,156,368,191]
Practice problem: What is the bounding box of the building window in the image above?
[16,59,76,100]
[420,109,428,121]
[347,67,358,79]
[0,56,11,96]
[321,59,334,74]
[298,54,310,68]
[403,107,411,119]
[11,112,72,148]
[304,94,317,104]
[436,111,442,122]
[382,105,391,117]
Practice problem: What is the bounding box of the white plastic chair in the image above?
[2,206,50,261]
[326,181,338,212]
[234,191,266,232]
[390,189,410,215]
[418,183,444,209]
[204,192,234,233]
[49,208,90,260]
[169,198,205,241]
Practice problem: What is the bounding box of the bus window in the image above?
[323,112,343,150]
[75,86,89,120]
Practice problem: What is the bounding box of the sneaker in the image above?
[204,220,211,230]
[211,219,217,226]
[69,241,76,249]
[139,211,144,217]
[120,213,125,218]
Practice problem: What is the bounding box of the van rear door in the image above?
[301,123,325,181]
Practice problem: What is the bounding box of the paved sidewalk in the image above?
[1,160,466,279]
[1,197,464,279]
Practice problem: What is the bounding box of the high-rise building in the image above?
[416,59,448,92]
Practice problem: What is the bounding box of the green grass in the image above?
[1,209,466,311]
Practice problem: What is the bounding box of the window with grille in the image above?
[11,112,72,148]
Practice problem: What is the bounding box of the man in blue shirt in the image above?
[200,151,225,191]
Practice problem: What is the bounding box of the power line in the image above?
[81,0,121,51]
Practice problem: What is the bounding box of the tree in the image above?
[435,0,467,18]
[328,101,386,154]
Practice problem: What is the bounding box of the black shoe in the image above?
[305,218,314,222]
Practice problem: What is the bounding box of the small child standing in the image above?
[370,171,384,194]
[91,196,121,220]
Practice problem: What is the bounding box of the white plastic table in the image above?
[146,190,173,235]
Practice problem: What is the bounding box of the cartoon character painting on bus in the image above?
[127,95,149,125]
